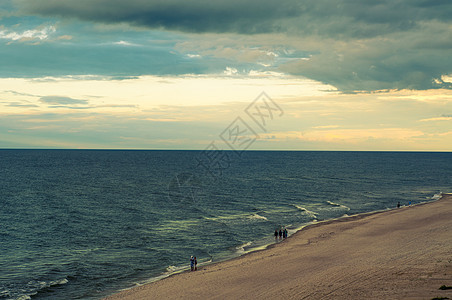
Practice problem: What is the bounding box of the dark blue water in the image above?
[0,150,451,299]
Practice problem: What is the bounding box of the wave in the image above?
[291,204,318,220]
[0,289,11,299]
[236,241,253,253]
[8,278,70,300]
[326,201,351,210]
[155,219,201,231]
[247,213,268,221]
[203,213,247,222]
[165,265,178,273]
[431,192,442,200]
[204,212,269,223]
[164,264,191,275]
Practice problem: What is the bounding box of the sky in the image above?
[1,0,451,150]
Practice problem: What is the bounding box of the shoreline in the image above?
[105,193,452,299]
[105,201,411,292]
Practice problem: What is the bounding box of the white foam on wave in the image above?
[236,241,252,253]
[204,212,269,223]
[166,265,178,272]
[14,278,69,300]
[32,278,69,291]
[204,213,247,222]
[431,192,442,200]
[247,213,268,221]
[156,219,200,231]
[291,204,318,220]
[326,200,351,210]
[0,289,10,297]
[53,278,68,286]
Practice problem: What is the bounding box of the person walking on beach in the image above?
[279,229,282,239]
[274,229,278,239]
[283,228,288,239]
[190,256,194,271]
[194,256,198,271]
[397,202,401,208]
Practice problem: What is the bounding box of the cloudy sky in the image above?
[1,0,451,150]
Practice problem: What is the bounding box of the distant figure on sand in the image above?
[190,256,194,271]
[274,229,278,239]
[194,256,197,271]
[279,229,282,239]
[397,202,401,208]
[283,228,288,238]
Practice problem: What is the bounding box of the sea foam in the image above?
[431,192,442,200]
[326,200,351,210]
[292,204,318,220]
[247,213,268,221]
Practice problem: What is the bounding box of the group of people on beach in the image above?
[190,256,197,271]
[274,228,288,239]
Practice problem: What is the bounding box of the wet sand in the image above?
[105,194,452,299]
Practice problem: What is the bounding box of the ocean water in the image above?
[0,150,451,299]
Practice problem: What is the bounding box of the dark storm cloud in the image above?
[15,0,299,34]
[14,0,451,37]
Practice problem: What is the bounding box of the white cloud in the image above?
[113,40,139,46]
[442,75,452,83]
[0,25,56,42]
[223,67,238,75]
[265,51,278,58]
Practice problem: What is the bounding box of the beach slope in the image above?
[105,194,452,299]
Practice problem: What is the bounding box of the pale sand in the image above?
[105,194,452,300]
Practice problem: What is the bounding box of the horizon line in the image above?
[0,148,451,153]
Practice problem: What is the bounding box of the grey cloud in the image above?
[40,96,89,105]
[14,0,452,92]
[14,0,451,37]
[15,0,298,34]
[279,23,452,92]
[6,101,38,107]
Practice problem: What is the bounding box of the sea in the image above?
[0,150,451,299]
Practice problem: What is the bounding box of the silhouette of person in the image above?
[190,256,194,271]
[274,229,278,239]
[279,229,282,239]
[194,256,197,271]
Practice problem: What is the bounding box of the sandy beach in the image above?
[105,194,452,300]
